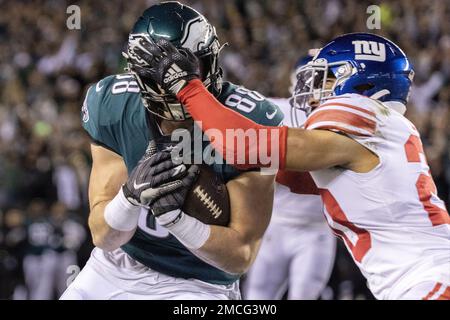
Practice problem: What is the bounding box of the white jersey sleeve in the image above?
[304,94,380,153]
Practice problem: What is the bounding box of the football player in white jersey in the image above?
[140,32,450,300]
[244,58,336,300]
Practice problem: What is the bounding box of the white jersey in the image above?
[269,98,324,225]
[244,99,335,300]
[304,94,450,299]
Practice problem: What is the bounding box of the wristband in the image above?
[104,188,141,231]
[156,210,211,250]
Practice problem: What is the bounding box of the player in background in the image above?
[244,56,336,300]
[22,199,55,300]
[61,2,281,300]
[21,200,85,299]
[1,208,27,299]
[141,32,450,300]
[47,202,86,297]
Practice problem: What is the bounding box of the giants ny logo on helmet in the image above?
[164,64,188,84]
[352,40,386,62]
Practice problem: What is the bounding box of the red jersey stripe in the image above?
[319,101,376,117]
[305,110,376,135]
[437,286,450,300]
[422,283,442,300]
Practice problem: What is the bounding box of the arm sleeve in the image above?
[178,80,288,170]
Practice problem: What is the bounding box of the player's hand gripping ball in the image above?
[155,138,231,226]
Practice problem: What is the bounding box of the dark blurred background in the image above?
[0,0,448,299]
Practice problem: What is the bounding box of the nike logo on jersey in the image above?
[266,109,278,120]
[133,181,151,190]
[96,81,104,92]
[164,64,187,83]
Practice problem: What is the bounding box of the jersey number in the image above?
[321,132,450,264]
[224,87,264,113]
[320,189,371,263]
[404,134,449,226]
[138,210,169,238]
[111,74,139,94]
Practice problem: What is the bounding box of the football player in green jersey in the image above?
[61,2,283,300]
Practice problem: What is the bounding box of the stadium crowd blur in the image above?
[0,0,449,299]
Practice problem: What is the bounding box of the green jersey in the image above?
[81,73,283,284]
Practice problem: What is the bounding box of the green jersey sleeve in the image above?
[212,82,284,181]
[81,74,151,167]
[217,82,284,127]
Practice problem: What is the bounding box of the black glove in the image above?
[126,35,200,95]
[122,142,193,206]
[122,141,199,220]
[150,165,199,217]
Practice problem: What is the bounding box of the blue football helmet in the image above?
[291,33,415,119]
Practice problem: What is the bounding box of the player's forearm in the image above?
[88,199,137,252]
[192,225,259,275]
[285,128,325,171]
[187,172,274,274]
[161,212,260,274]
[285,127,365,172]
[178,80,288,169]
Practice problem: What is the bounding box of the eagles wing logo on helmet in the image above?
[180,17,215,53]
[123,2,225,122]
[126,34,154,67]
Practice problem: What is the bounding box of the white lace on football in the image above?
[193,186,222,219]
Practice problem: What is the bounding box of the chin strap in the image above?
[370,90,407,115]
[369,89,390,100]
[384,101,407,115]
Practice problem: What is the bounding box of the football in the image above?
[182,164,230,226]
